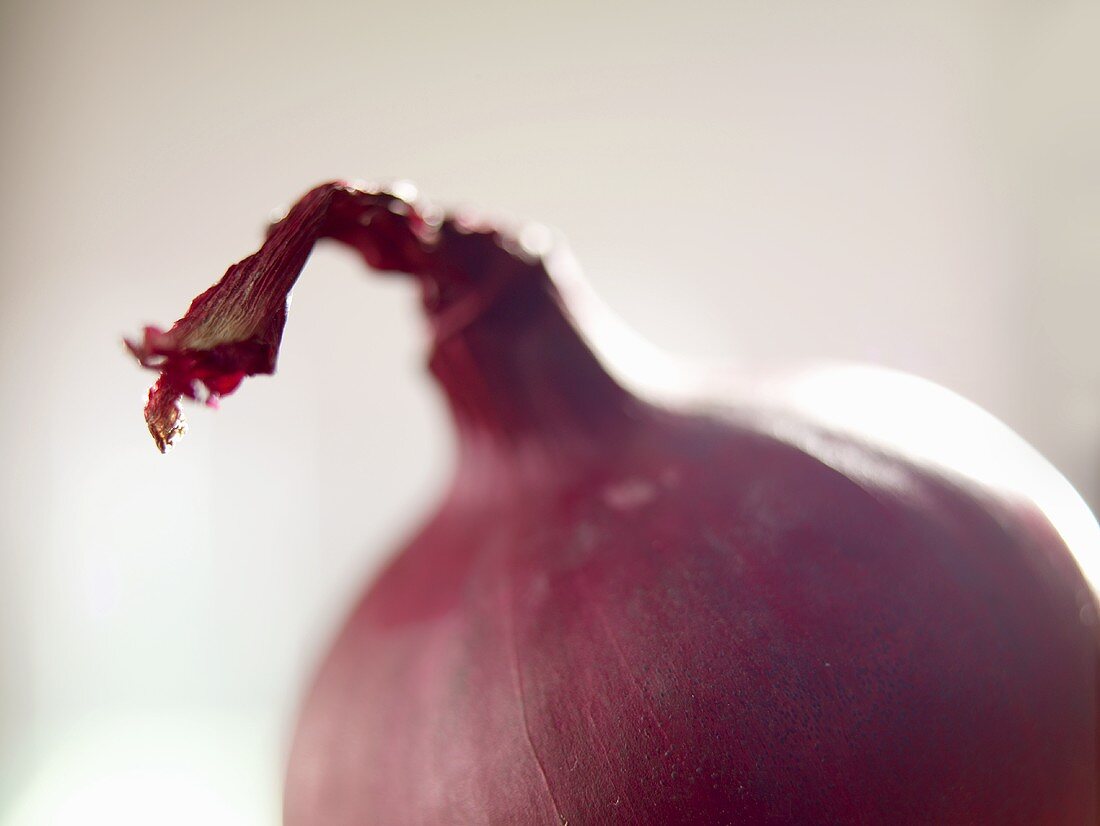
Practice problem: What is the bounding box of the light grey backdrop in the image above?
[2,1,1097,822]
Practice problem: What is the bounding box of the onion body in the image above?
[126,182,1099,825]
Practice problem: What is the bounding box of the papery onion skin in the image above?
[128,182,1099,825]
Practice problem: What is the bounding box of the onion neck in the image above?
[427,275,642,480]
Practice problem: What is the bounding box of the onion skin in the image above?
[127,182,1099,824]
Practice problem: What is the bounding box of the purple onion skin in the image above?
[126,182,1098,824]
[286,295,1098,825]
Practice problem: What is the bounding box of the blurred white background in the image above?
[1,1,1097,822]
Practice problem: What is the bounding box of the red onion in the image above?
[128,181,1099,824]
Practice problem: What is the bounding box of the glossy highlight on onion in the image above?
[127,180,1100,824]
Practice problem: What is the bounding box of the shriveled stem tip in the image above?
[125,179,556,451]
